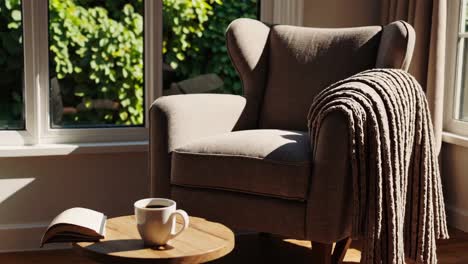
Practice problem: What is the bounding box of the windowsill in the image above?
[442,131,468,148]
[0,141,148,158]
[4,132,463,157]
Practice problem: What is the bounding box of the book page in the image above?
[48,207,106,236]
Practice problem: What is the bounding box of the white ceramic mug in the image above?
[134,198,189,246]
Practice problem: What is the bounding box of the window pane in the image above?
[457,38,468,121]
[49,0,144,128]
[464,0,468,32]
[162,0,259,96]
[0,0,24,130]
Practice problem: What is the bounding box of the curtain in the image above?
[381,0,447,153]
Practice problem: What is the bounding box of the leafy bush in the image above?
[49,0,144,126]
[163,0,258,95]
[195,0,258,94]
[162,0,220,72]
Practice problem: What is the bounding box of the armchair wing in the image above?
[226,18,270,129]
[149,94,246,197]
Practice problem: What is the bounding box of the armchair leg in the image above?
[311,237,351,264]
[331,237,352,264]
[311,241,332,264]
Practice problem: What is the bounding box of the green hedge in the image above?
[169,0,258,95]
[49,0,144,125]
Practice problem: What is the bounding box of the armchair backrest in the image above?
[226,19,415,131]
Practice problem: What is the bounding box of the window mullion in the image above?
[460,0,467,33]
[145,0,163,121]
[34,0,51,144]
[22,0,41,144]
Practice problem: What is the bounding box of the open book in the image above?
[41,207,106,247]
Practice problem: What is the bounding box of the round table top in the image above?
[73,215,235,264]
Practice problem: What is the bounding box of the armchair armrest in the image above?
[149,94,246,197]
[306,111,353,243]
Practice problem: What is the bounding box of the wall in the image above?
[0,152,148,252]
[303,0,381,27]
[442,144,468,232]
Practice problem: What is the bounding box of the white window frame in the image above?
[36,0,161,144]
[0,0,302,148]
[0,0,161,146]
[445,0,468,137]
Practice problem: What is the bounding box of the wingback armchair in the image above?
[150,19,415,262]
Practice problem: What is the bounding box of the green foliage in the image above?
[195,0,258,94]
[163,0,258,95]
[0,0,23,128]
[49,0,144,125]
[162,0,219,72]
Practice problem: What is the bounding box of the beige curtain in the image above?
[381,0,446,153]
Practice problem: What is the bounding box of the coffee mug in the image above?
[134,198,189,246]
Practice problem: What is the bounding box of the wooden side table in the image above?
[73,215,235,264]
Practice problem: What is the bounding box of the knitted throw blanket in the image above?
[307,69,449,264]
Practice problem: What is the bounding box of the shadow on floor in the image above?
[211,233,361,264]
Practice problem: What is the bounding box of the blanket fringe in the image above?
[308,69,449,264]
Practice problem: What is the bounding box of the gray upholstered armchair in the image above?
[150,19,415,262]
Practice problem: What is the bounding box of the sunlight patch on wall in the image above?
[0,178,35,203]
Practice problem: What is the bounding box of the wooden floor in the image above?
[1,228,467,263]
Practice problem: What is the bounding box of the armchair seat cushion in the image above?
[171,129,311,200]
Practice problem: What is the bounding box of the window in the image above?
[453,0,468,122]
[0,0,24,130]
[445,0,468,136]
[0,0,283,147]
[0,0,155,145]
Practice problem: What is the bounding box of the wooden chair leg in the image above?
[331,237,352,264]
[311,241,332,264]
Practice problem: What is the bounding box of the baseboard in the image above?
[446,205,468,233]
[0,222,69,253]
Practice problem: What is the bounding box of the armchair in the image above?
[150,19,415,263]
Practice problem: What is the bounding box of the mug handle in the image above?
[168,209,189,240]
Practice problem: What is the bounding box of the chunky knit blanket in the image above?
[308,69,449,264]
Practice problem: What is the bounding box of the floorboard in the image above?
[1,228,466,263]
